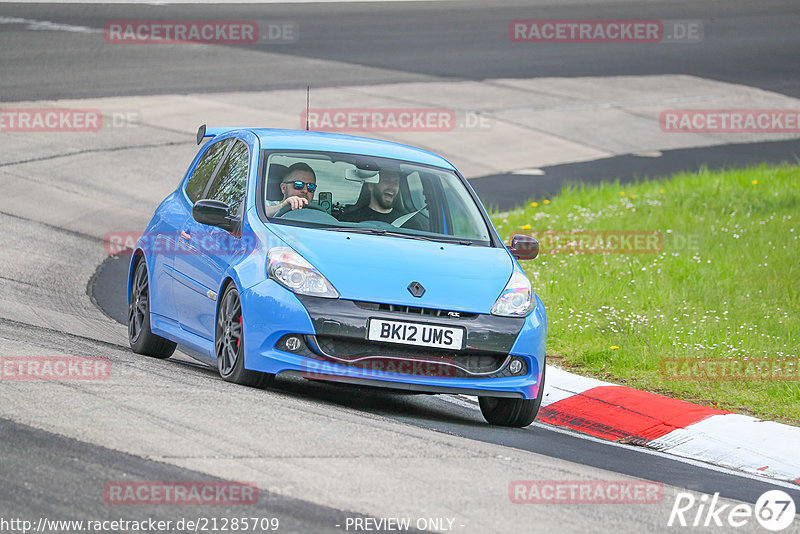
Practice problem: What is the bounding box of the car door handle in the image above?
[180,231,191,240]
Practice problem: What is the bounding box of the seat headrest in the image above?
[345,180,408,214]
[266,163,289,202]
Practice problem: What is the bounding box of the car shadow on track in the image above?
[274,374,488,425]
[168,352,490,427]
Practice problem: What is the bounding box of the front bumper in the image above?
[240,279,546,399]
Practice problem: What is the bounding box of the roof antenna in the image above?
[305,85,310,131]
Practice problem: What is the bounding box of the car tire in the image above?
[479,364,546,427]
[128,258,177,359]
[216,284,274,388]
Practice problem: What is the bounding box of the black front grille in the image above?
[296,295,524,355]
[353,301,477,320]
[311,335,510,377]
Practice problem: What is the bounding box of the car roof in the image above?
[214,128,456,171]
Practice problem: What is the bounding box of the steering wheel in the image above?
[274,203,329,218]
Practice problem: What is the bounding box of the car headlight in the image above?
[267,247,339,298]
[491,271,533,317]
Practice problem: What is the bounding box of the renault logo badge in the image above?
[407,281,425,298]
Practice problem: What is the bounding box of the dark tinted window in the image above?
[185,139,230,203]
[205,140,250,216]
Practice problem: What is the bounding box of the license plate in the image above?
[367,319,464,350]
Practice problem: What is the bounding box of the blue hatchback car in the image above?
[128,126,546,427]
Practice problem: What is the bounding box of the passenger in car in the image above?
[264,162,317,217]
[340,170,424,230]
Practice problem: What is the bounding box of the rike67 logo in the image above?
[669,490,796,531]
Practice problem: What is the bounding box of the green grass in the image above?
[492,164,800,425]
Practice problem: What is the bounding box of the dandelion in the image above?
[520,224,532,230]
[530,202,539,207]
[543,199,550,204]
[630,194,637,199]
[610,346,619,350]
[620,192,626,196]
[752,180,758,185]
[659,188,665,194]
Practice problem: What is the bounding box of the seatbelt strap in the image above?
[392,207,426,227]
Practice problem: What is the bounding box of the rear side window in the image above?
[185,139,230,203]
[406,171,425,210]
[205,139,250,217]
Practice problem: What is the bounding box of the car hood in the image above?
[268,224,514,314]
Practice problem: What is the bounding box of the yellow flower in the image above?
[751,180,758,185]
[630,194,637,199]
[520,224,532,230]
[530,202,539,207]
[659,188,665,194]
[620,192,626,196]
[610,345,619,350]
[543,199,550,204]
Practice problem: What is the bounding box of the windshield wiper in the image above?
[324,226,439,241]
[325,227,388,236]
[324,226,475,245]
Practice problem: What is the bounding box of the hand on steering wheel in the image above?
[274,200,329,217]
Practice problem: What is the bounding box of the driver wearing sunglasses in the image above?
[264,162,317,217]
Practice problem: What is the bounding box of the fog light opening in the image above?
[285,336,302,352]
[509,358,523,375]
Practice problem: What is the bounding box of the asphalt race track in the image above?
[471,138,800,211]
[1,1,799,533]
[91,252,799,504]
[2,1,800,100]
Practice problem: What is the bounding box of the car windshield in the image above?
[261,150,493,246]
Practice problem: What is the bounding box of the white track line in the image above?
[439,394,799,491]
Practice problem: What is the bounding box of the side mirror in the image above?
[509,233,539,260]
[193,199,235,231]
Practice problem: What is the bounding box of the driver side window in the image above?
[204,140,250,217]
